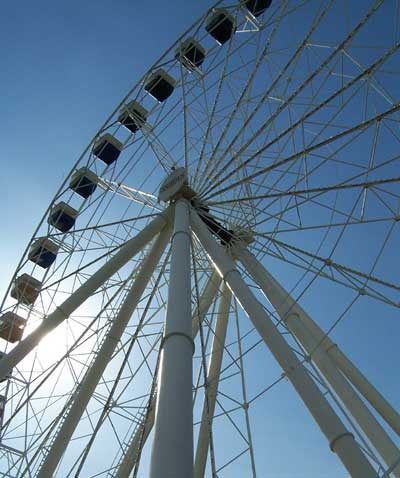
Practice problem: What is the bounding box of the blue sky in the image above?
[0,1,399,477]
[0,0,216,291]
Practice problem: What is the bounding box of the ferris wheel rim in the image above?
[1,1,400,477]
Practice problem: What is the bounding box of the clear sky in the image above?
[0,1,399,478]
[0,0,216,292]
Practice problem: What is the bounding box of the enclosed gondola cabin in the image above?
[93,134,123,165]
[243,0,272,17]
[0,312,27,343]
[48,202,78,233]
[175,38,206,71]
[28,237,59,269]
[70,168,98,199]
[10,274,41,305]
[144,70,176,102]
[205,9,236,45]
[118,101,148,134]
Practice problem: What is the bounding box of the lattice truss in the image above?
[0,1,399,477]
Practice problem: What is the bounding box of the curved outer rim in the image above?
[0,0,227,313]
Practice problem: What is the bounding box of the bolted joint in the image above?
[329,432,355,452]
[325,342,338,354]
[284,365,296,378]
[284,311,301,324]
[161,331,195,354]
[223,268,241,284]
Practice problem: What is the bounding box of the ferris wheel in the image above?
[0,0,400,477]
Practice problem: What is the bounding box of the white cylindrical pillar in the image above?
[330,345,400,436]
[36,227,171,478]
[190,208,376,478]
[115,271,221,478]
[289,313,400,475]
[194,283,231,478]
[149,199,194,478]
[303,318,400,437]
[0,210,171,382]
[238,247,400,437]
[239,246,400,476]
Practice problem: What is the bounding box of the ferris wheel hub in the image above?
[158,167,196,203]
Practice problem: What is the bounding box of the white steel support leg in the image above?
[150,199,194,478]
[237,248,400,437]
[36,226,171,478]
[0,210,171,382]
[194,283,231,478]
[115,271,221,478]
[329,344,400,436]
[300,316,400,437]
[190,208,376,478]
[238,248,400,476]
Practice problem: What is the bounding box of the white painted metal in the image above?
[0,210,170,382]
[194,282,231,478]
[298,316,400,437]
[190,208,376,478]
[35,226,171,478]
[236,246,400,436]
[115,270,221,478]
[238,247,400,476]
[1,2,399,477]
[149,199,194,478]
[329,346,400,437]
[158,167,188,202]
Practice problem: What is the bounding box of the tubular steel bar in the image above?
[237,247,400,437]
[35,226,172,478]
[194,282,231,478]
[115,271,221,478]
[0,209,171,382]
[149,199,194,478]
[238,247,400,476]
[190,207,376,478]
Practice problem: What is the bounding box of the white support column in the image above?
[329,345,400,436]
[190,208,376,478]
[115,271,221,478]
[0,210,171,382]
[237,247,400,437]
[36,226,171,478]
[238,248,400,476]
[149,199,194,478]
[194,283,231,478]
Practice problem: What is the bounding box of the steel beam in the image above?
[190,207,376,478]
[238,247,400,475]
[0,210,171,382]
[35,226,171,478]
[194,282,231,478]
[115,271,221,478]
[149,199,193,478]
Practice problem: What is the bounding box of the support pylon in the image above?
[190,206,377,478]
[150,199,194,478]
